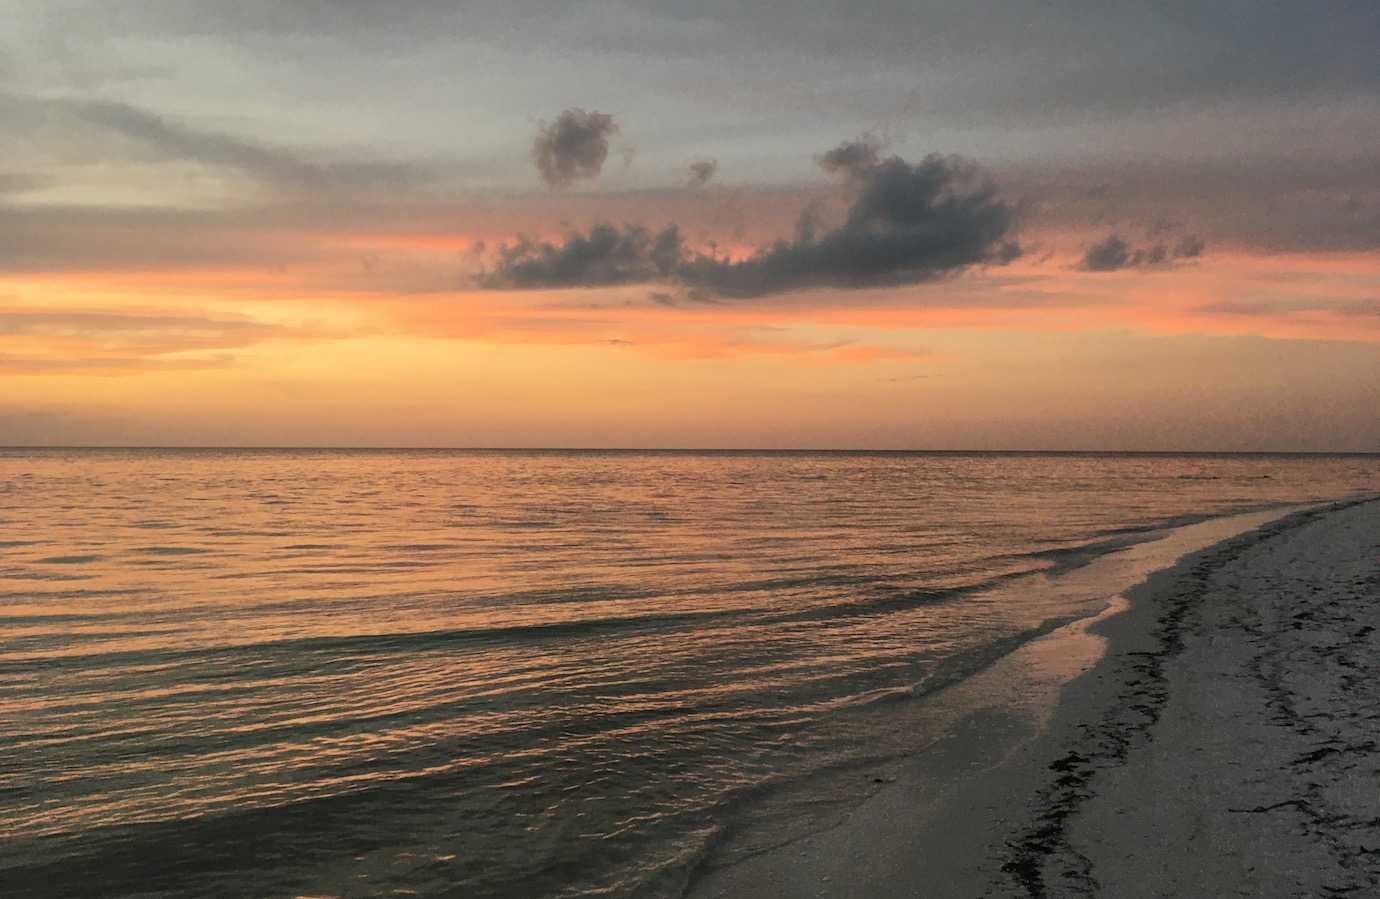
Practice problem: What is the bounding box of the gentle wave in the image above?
[2,450,1376,897]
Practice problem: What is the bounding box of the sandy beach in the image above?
[688,497,1380,897]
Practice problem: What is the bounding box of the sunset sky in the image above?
[2,1,1377,450]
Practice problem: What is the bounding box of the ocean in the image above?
[2,449,1376,897]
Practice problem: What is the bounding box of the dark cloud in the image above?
[533,109,619,189]
[816,136,881,180]
[481,223,683,289]
[1176,234,1204,258]
[1081,235,1133,271]
[485,143,1019,297]
[687,159,718,188]
[683,149,1018,296]
[1080,232,1205,272]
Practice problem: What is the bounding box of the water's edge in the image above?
[680,500,1338,897]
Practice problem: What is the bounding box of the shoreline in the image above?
[686,497,1380,897]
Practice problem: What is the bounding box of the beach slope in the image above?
[689,498,1379,897]
[1037,497,1380,896]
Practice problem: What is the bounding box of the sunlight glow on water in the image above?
[2,450,1375,897]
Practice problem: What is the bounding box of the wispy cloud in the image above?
[65,98,430,190]
[0,306,330,374]
[1198,298,1380,319]
[0,308,284,341]
[0,353,236,374]
[0,173,54,196]
[686,159,718,188]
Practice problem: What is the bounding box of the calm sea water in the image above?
[2,450,1376,897]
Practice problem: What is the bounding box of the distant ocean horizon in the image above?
[3,449,1376,897]
[6,446,1379,453]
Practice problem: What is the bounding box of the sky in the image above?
[1,1,1377,450]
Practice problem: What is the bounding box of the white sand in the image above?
[686,498,1380,897]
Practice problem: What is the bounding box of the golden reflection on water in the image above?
[1,450,1375,896]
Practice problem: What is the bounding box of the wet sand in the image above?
[687,497,1380,897]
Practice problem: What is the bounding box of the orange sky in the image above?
[4,217,1377,450]
[2,5,1378,450]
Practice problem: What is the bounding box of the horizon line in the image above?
[3,446,1378,456]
